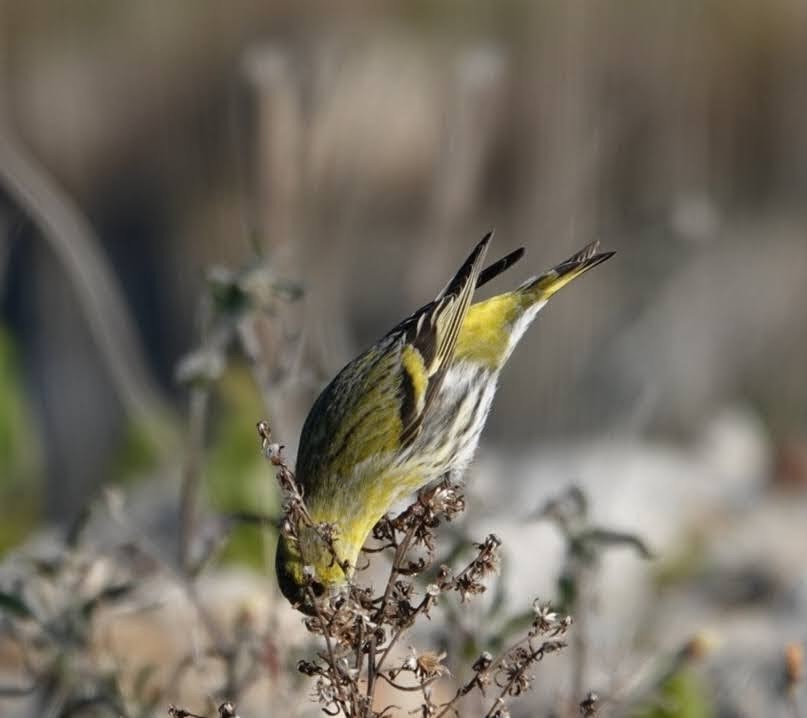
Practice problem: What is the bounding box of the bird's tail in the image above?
[517,241,614,303]
[476,246,525,290]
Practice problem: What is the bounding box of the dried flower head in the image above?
[498,647,535,696]
[413,649,450,681]
[580,691,599,716]
[217,703,239,718]
[531,600,557,634]
[473,651,494,673]
[313,676,338,708]
[168,707,205,718]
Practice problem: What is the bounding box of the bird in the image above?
[276,233,614,610]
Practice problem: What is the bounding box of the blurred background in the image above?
[1,2,806,717]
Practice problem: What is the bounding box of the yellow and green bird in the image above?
[276,233,613,610]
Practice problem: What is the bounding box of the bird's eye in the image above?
[310,580,326,598]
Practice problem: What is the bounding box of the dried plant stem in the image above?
[433,638,525,718]
[570,587,587,711]
[374,521,418,622]
[308,588,352,715]
[482,643,546,718]
[376,584,440,672]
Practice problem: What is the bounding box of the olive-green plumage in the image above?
[276,234,613,610]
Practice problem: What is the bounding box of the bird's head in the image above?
[275,528,351,614]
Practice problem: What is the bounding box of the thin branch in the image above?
[306,587,351,716]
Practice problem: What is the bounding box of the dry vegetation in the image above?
[260,420,573,717]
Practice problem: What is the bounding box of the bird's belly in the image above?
[404,361,498,484]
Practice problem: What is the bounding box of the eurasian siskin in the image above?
[276,233,613,610]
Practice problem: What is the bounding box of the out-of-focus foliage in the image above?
[206,368,279,567]
[0,326,42,551]
[633,669,714,718]
[109,420,170,486]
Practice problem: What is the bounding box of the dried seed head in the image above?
[560,615,574,630]
[531,600,558,634]
[455,573,487,602]
[429,485,466,518]
[473,651,494,672]
[256,420,271,445]
[500,647,534,695]
[580,691,599,716]
[414,650,449,680]
[401,653,418,672]
[298,659,320,676]
[313,676,338,707]
[488,697,511,718]
[168,707,205,718]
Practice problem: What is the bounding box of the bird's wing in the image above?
[296,234,491,492]
[394,233,491,447]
